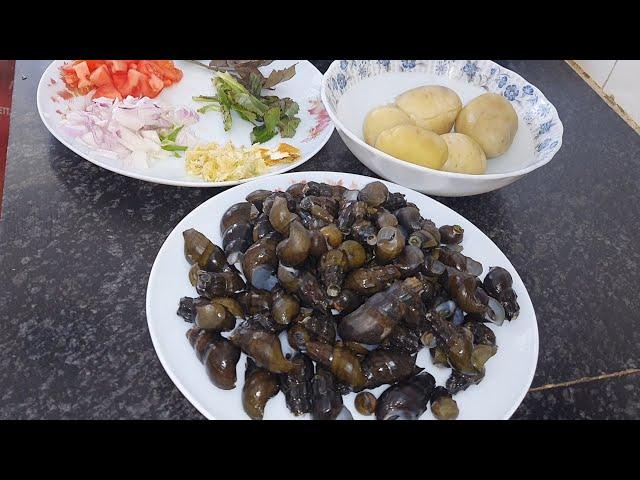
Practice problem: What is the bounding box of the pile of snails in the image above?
[177,180,520,420]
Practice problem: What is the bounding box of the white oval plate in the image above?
[146,172,538,419]
[37,60,334,187]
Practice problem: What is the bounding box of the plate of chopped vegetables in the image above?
[37,60,334,187]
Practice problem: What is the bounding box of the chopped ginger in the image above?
[185,142,300,182]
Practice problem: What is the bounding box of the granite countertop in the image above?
[1,60,638,419]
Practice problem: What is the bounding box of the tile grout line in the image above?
[565,60,640,135]
[601,60,618,89]
[528,368,640,392]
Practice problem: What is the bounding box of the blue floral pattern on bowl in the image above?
[322,60,563,164]
[504,85,518,101]
[463,61,478,80]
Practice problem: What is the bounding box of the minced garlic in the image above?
[185,142,300,182]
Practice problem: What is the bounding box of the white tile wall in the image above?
[603,61,640,126]
[575,60,616,86]
[574,60,640,127]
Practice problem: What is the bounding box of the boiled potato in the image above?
[396,85,462,134]
[455,93,518,158]
[441,133,487,174]
[375,125,448,170]
[363,105,414,146]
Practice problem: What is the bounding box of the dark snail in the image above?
[319,223,343,248]
[446,369,484,394]
[302,340,367,389]
[376,210,399,229]
[280,353,314,416]
[338,240,367,271]
[354,392,377,416]
[242,358,279,419]
[439,225,464,245]
[308,230,329,258]
[269,195,299,235]
[358,181,389,207]
[196,270,245,298]
[286,182,306,199]
[276,220,311,267]
[237,289,272,316]
[177,296,209,323]
[262,191,297,216]
[430,386,459,420]
[380,323,421,355]
[375,372,436,420]
[252,213,274,242]
[319,249,348,297]
[483,266,520,320]
[343,265,402,296]
[229,321,294,373]
[393,245,424,278]
[242,232,280,292]
[363,349,423,389]
[195,301,237,331]
[311,367,352,420]
[375,226,406,263]
[271,289,300,326]
[338,277,423,344]
[332,289,365,314]
[245,189,273,212]
[204,335,241,390]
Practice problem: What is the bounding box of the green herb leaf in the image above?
[264,106,281,132]
[248,72,263,97]
[250,125,277,144]
[235,108,259,125]
[197,103,221,114]
[164,125,184,143]
[250,106,281,144]
[231,91,268,116]
[281,97,299,117]
[192,95,219,102]
[161,144,188,152]
[216,84,234,131]
[278,116,301,138]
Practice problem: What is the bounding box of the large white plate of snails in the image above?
[146,171,538,419]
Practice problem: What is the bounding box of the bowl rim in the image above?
[320,60,564,181]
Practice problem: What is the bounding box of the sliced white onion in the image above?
[59,95,200,167]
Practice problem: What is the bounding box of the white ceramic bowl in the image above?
[321,60,563,197]
[146,171,538,420]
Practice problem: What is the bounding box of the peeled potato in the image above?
[441,133,487,174]
[375,125,448,170]
[455,93,518,158]
[396,85,462,134]
[363,105,414,146]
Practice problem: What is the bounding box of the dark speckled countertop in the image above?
[1,60,639,419]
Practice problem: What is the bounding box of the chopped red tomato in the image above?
[85,60,105,71]
[105,60,129,73]
[72,61,92,89]
[94,84,122,100]
[89,65,113,87]
[60,60,183,100]
[111,71,128,92]
[141,74,164,98]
